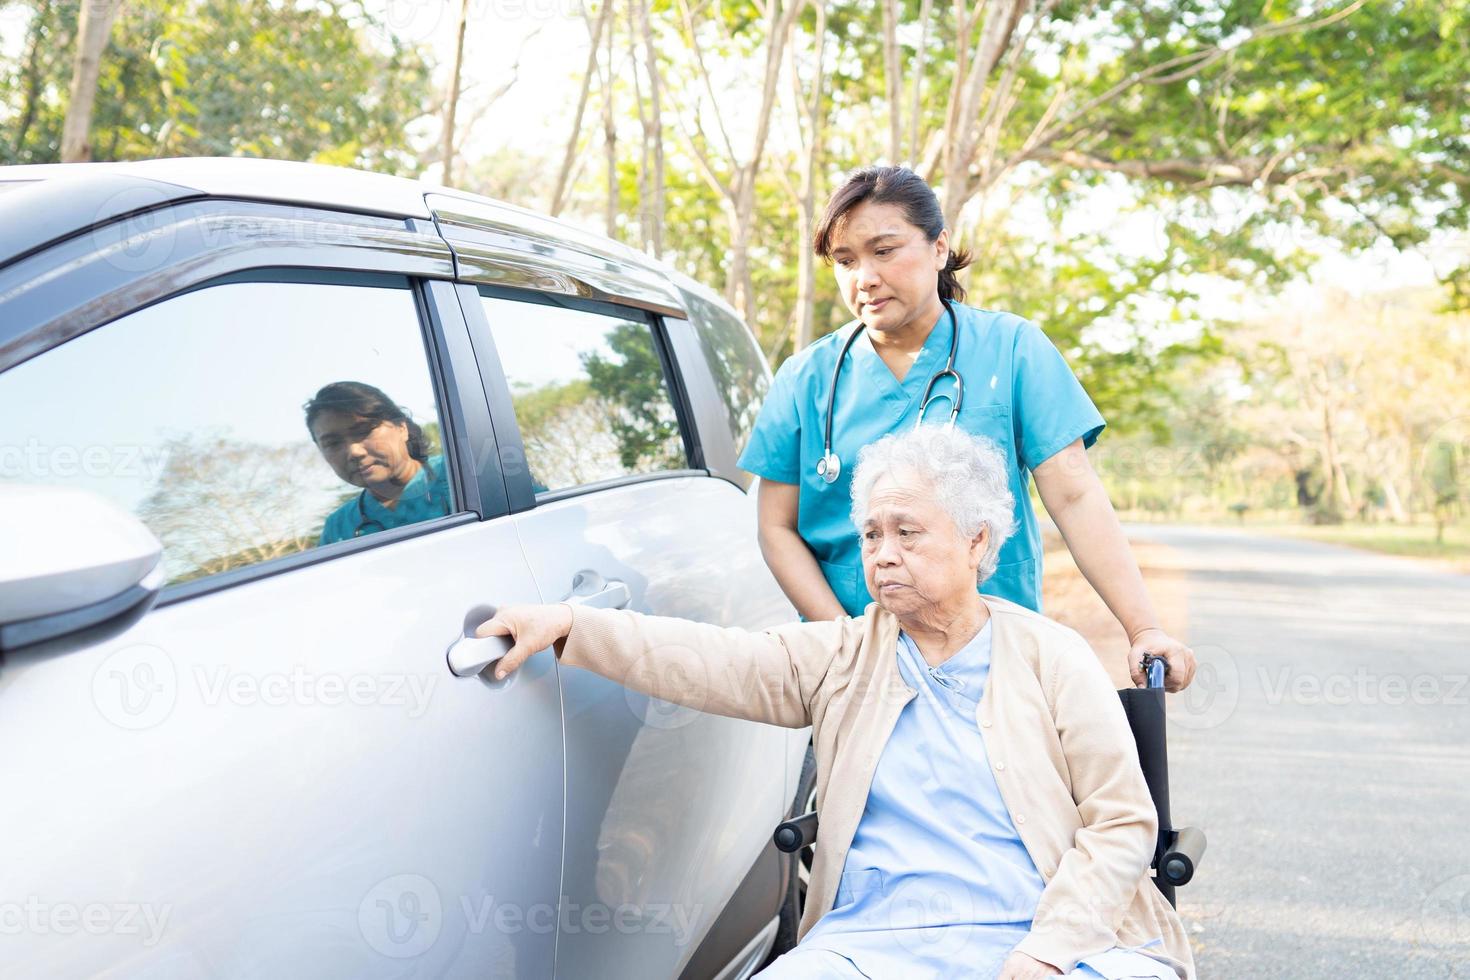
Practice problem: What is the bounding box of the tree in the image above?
[60,0,124,161]
[2,0,434,173]
[439,0,470,186]
[666,0,804,322]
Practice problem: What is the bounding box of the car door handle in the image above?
[566,579,631,610]
[447,632,514,678]
[447,577,630,678]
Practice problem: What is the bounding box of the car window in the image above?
[682,290,770,458]
[0,277,455,585]
[479,294,687,492]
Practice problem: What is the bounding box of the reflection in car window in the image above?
[0,278,453,584]
[480,294,687,492]
[682,290,770,458]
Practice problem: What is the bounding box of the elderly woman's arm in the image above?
[1011,634,1159,974]
[478,604,844,729]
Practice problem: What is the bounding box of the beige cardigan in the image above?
[559,595,1194,978]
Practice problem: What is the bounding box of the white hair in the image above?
[848,425,1017,585]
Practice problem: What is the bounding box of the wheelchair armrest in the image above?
[774,810,818,853]
[1161,825,1207,887]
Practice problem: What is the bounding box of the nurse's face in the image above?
[828,201,949,340]
[859,468,987,622]
[310,410,416,494]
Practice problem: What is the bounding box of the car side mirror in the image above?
[0,485,165,653]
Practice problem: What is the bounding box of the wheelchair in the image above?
[773,655,1207,907]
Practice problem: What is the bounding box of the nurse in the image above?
[305,381,450,545]
[739,166,1195,690]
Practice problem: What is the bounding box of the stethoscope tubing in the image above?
[817,299,962,485]
[353,459,438,537]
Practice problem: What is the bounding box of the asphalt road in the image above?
[1128,524,1470,979]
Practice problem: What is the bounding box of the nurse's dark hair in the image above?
[303,381,429,463]
[813,165,972,304]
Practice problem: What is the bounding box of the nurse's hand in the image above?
[475,604,574,680]
[997,951,1061,978]
[1128,627,1196,692]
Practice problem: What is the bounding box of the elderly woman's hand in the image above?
[475,604,574,680]
[1128,627,1196,692]
[997,951,1061,979]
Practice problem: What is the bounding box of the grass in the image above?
[1246,521,1470,572]
[1114,511,1470,573]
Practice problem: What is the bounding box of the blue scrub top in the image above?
[738,304,1104,615]
[319,453,450,545]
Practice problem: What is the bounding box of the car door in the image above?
[460,287,795,979]
[0,213,564,980]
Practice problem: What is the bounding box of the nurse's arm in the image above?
[1033,439,1197,692]
[755,478,848,621]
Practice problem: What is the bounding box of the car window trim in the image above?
[468,284,707,510]
[0,234,503,603]
[529,468,709,507]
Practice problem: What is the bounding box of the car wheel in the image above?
[763,741,817,965]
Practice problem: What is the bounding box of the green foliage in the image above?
[581,321,683,470]
[0,0,433,171]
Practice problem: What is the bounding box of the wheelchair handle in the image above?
[773,811,818,853]
[1144,654,1167,690]
[1161,825,1208,887]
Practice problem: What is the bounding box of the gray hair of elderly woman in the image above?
[848,425,1018,585]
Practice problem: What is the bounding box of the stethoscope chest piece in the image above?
[816,451,841,484]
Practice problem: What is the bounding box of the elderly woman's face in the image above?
[859,467,986,617]
[310,410,414,491]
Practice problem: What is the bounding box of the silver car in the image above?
[0,159,810,980]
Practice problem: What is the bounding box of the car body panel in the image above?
[0,158,799,980]
[0,520,563,978]
[511,476,794,979]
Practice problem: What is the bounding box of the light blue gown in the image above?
[738,304,1105,616]
[756,625,1178,980]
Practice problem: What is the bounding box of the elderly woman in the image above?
[480,426,1194,980]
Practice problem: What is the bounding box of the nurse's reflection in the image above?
[305,381,450,545]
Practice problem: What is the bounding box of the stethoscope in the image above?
[816,299,964,485]
[353,460,439,537]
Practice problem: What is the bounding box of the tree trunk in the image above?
[906,0,933,164]
[13,2,52,157]
[61,0,124,163]
[725,0,801,322]
[601,5,618,239]
[940,0,1030,228]
[1321,402,1353,515]
[880,0,902,163]
[638,0,665,257]
[792,0,827,352]
[550,0,614,216]
[440,0,471,186]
